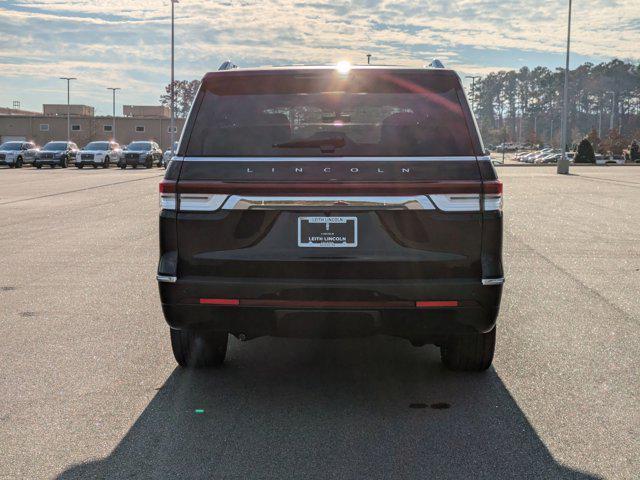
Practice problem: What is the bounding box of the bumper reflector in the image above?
[416,301,459,308]
[199,298,240,306]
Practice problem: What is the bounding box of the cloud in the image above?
[0,0,638,114]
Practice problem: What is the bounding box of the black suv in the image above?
[158,65,503,371]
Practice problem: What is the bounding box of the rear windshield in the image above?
[184,70,478,157]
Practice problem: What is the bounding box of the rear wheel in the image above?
[170,328,228,368]
[60,158,68,168]
[16,157,23,168]
[104,157,110,168]
[92,163,98,169]
[36,163,42,169]
[76,163,84,169]
[440,327,496,372]
[145,158,152,169]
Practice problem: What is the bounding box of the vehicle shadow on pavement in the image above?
[57,336,600,480]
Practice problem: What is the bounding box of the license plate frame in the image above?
[297,216,358,248]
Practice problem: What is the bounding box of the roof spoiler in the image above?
[218,60,238,71]
[427,59,445,69]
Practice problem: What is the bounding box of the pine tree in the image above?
[575,138,595,163]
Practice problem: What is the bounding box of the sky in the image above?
[0,0,638,116]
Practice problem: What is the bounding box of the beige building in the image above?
[0,105,184,150]
[123,105,170,118]
[43,104,95,117]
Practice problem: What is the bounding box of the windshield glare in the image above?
[43,142,68,151]
[0,142,23,151]
[128,142,151,150]
[84,142,109,150]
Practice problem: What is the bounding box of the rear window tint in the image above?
[184,70,478,157]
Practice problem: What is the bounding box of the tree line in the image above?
[470,59,640,152]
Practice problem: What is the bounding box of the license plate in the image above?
[298,216,357,248]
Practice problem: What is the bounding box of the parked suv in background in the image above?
[119,141,162,169]
[0,141,39,168]
[34,141,78,168]
[162,141,178,168]
[76,141,122,169]
[158,65,504,371]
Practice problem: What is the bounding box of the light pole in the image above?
[465,75,481,113]
[607,91,615,132]
[170,0,179,155]
[558,0,572,174]
[106,87,121,141]
[59,77,77,142]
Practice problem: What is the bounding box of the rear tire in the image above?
[440,327,496,372]
[104,157,110,168]
[145,158,152,169]
[170,328,228,368]
[36,164,42,169]
[77,163,84,169]
[16,157,23,168]
[120,164,126,169]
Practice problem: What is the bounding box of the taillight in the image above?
[159,179,177,210]
[159,180,227,211]
[483,180,503,211]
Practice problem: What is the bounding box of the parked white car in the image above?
[596,154,625,166]
[76,141,122,169]
[0,141,39,168]
[162,142,178,168]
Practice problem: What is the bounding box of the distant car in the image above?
[596,154,625,166]
[34,141,78,168]
[527,148,554,163]
[76,141,122,169]
[0,141,39,168]
[119,141,163,169]
[162,141,178,168]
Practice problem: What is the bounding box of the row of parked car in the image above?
[0,140,178,169]
[514,148,627,165]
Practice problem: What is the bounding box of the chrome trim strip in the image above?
[156,275,177,283]
[221,195,435,210]
[482,277,504,286]
[429,194,480,212]
[181,156,479,163]
[179,193,228,212]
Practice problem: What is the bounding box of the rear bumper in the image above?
[159,276,502,339]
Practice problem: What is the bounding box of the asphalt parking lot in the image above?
[1,165,638,479]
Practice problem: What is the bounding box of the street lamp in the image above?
[59,77,77,142]
[607,91,615,131]
[106,87,121,141]
[465,75,481,113]
[170,0,179,156]
[558,0,572,174]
